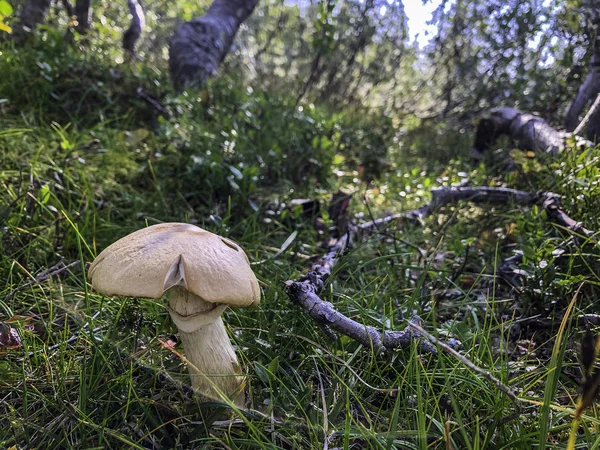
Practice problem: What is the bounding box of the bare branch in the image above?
[407,322,521,406]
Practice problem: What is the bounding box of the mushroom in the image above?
[88,222,260,406]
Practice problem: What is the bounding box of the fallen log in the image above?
[473,107,564,157]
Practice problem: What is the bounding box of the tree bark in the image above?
[565,20,600,139]
[13,0,52,39]
[168,0,258,92]
[74,0,92,33]
[123,0,145,56]
[473,107,564,156]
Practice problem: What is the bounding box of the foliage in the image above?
[0,0,13,33]
[2,1,600,449]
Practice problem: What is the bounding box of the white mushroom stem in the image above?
[167,286,245,406]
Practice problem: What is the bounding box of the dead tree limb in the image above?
[286,186,596,354]
[284,233,443,354]
[473,107,564,156]
[123,0,145,57]
[168,0,258,92]
[284,193,462,354]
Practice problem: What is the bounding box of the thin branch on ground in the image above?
[407,322,521,406]
[287,185,596,360]
[5,260,80,301]
[285,278,443,353]
[285,193,461,354]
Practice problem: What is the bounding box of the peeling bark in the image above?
[169,0,258,92]
[123,0,145,56]
[473,107,564,156]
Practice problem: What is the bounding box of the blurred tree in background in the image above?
[3,0,599,135]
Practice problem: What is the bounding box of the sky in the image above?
[404,0,441,47]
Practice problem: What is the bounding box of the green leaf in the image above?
[0,1,13,16]
[38,184,51,204]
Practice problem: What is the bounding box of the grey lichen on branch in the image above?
[168,0,258,92]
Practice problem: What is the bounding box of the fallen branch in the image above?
[286,186,597,353]
[473,107,565,156]
[359,188,596,286]
[285,278,440,353]
[5,260,80,301]
[285,194,460,354]
[407,322,521,406]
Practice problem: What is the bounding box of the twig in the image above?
[287,186,596,357]
[511,313,600,330]
[285,279,441,353]
[574,93,600,136]
[407,322,521,406]
[360,187,538,227]
[5,260,80,301]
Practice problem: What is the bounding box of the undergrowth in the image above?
[1,31,600,450]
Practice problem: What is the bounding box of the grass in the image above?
[2,31,600,449]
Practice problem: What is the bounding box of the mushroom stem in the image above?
[177,316,245,406]
[166,286,245,406]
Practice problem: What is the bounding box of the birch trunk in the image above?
[168,0,258,92]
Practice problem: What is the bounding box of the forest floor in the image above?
[2,32,600,450]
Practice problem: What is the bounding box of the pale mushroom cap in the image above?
[88,223,260,307]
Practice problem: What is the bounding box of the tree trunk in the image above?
[168,0,258,92]
[123,0,145,56]
[74,0,91,33]
[13,0,52,39]
[564,13,600,139]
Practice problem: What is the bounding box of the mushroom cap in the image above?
[88,223,260,307]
